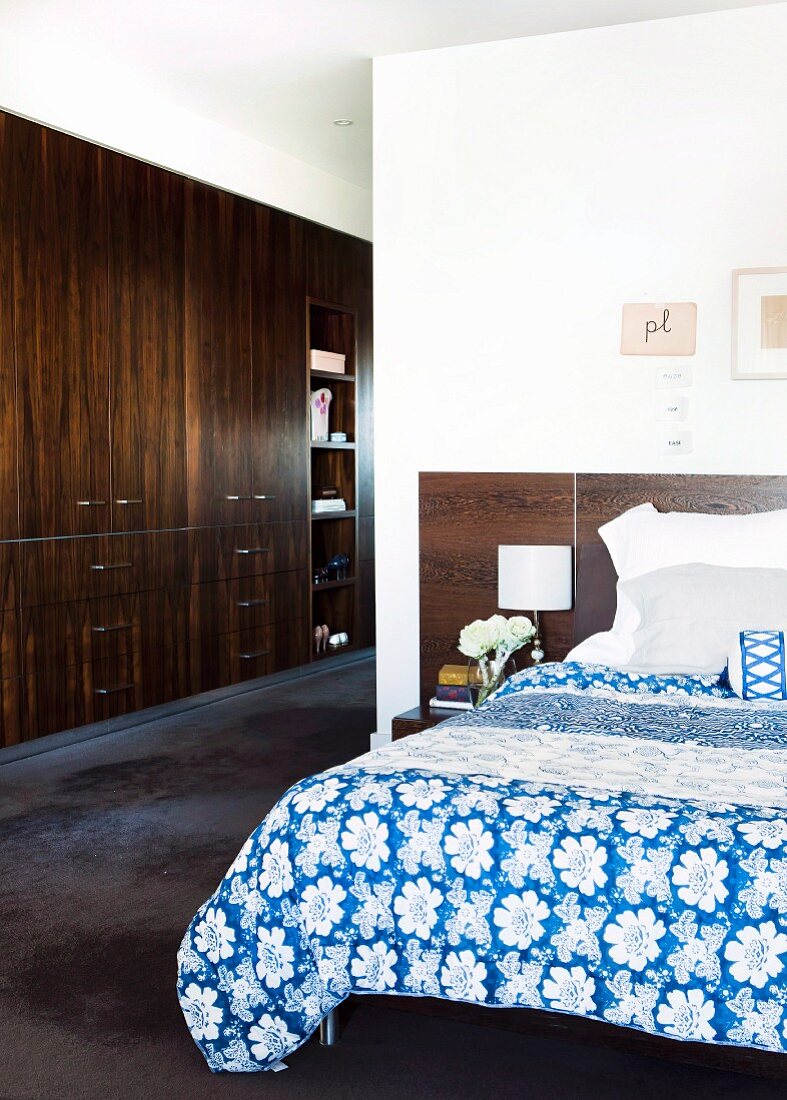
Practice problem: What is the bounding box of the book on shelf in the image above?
[428,697,473,711]
[434,683,473,704]
[311,498,347,514]
[438,663,482,686]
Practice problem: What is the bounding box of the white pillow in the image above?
[620,563,787,675]
[600,504,787,580]
[566,630,633,667]
[568,503,787,668]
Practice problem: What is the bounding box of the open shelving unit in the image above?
[307,297,360,663]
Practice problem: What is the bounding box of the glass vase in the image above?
[467,655,517,708]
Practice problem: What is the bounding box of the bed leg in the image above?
[319,1008,340,1047]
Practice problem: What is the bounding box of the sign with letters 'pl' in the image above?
[621,302,697,356]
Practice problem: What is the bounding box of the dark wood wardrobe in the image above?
[0,110,374,747]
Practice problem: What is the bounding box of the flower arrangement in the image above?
[457,614,535,706]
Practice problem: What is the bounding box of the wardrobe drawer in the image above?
[20,531,188,607]
[0,544,20,611]
[184,570,307,639]
[22,643,187,740]
[187,616,308,694]
[23,650,142,738]
[186,523,307,584]
[21,589,187,670]
[0,677,23,748]
[0,608,20,679]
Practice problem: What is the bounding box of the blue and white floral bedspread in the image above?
[177,663,787,1070]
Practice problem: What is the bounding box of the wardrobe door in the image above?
[0,114,19,545]
[185,181,253,526]
[108,153,187,533]
[251,206,308,524]
[13,118,110,539]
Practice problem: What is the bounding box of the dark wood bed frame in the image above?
[346,473,787,1080]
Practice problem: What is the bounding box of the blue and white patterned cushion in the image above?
[729,631,787,700]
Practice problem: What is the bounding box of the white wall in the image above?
[0,26,371,240]
[373,4,787,737]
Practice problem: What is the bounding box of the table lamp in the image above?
[498,545,573,663]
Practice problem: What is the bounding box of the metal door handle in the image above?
[94,684,134,695]
[115,499,142,505]
[92,623,133,633]
[239,650,270,660]
[237,599,269,608]
[91,562,133,571]
[235,548,269,555]
[225,495,252,501]
[254,494,276,500]
[77,500,107,507]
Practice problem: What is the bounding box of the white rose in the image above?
[485,615,510,649]
[504,616,534,648]
[458,619,495,659]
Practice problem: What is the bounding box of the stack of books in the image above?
[428,663,482,711]
[311,498,347,514]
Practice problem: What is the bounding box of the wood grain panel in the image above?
[185,181,253,526]
[252,206,308,523]
[419,472,575,703]
[577,473,787,544]
[358,558,376,650]
[185,523,308,585]
[23,650,142,738]
[575,474,787,642]
[20,530,188,607]
[0,113,19,544]
[107,152,186,532]
[20,588,187,674]
[359,516,374,561]
[12,117,111,539]
[183,570,307,641]
[186,616,308,694]
[0,677,23,748]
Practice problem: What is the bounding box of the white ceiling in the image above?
[0,0,781,190]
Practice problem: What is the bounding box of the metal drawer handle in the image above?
[225,495,252,501]
[237,599,269,608]
[235,548,269,555]
[77,500,107,507]
[115,498,142,505]
[239,650,270,661]
[91,562,133,571]
[254,494,276,500]
[94,684,134,695]
[92,623,133,633]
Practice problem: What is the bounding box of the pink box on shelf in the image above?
[310,349,346,374]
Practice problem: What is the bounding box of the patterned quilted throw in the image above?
[177,663,787,1071]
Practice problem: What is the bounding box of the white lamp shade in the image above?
[498,545,573,611]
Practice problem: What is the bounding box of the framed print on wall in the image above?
[732,267,787,379]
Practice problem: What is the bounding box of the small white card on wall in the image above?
[621,303,697,356]
[655,365,693,389]
[655,393,689,422]
[659,430,693,456]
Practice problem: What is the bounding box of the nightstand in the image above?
[391,705,456,741]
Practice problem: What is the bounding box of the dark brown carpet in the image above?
[0,657,780,1099]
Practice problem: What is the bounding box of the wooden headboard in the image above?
[419,471,787,704]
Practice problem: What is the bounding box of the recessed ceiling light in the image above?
[333,119,353,127]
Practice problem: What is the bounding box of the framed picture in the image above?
[732,267,787,380]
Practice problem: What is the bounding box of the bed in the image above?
[176,473,787,1077]
[176,662,787,1072]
